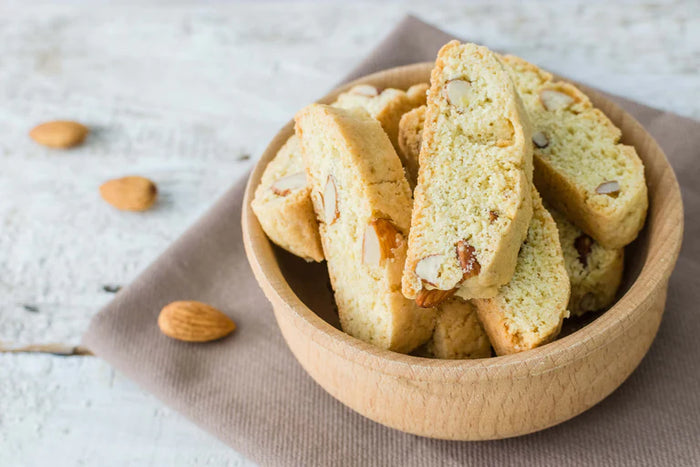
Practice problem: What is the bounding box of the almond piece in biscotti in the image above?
[270,172,306,196]
[362,219,402,267]
[532,131,549,148]
[456,240,481,280]
[445,79,471,107]
[595,180,621,197]
[539,89,575,111]
[574,234,593,267]
[416,287,456,308]
[323,175,339,224]
[414,254,444,287]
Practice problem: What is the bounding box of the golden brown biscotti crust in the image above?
[397,105,425,187]
[406,83,429,107]
[251,135,324,262]
[403,41,533,303]
[295,104,435,353]
[501,55,648,249]
[473,188,570,355]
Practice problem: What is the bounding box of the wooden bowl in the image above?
[242,63,683,440]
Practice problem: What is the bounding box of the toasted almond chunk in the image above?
[415,287,456,308]
[271,172,306,196]
[323,175,339,224]
[574,234,594,267]
[456,240,481,280]
[362,219,402,266]
[595,180,621,197]
[445,79,471,107]
[415,254,444,286]
[540,89,575,111]
[532,131,549,148]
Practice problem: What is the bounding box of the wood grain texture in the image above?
[243,63,683,440]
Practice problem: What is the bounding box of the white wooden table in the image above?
[1,1,698,465]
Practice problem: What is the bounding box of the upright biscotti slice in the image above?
[397,105,426,187]
[501,55,647,248]
[473,189,570,355]
[397,105,624,316]
[406,83,429,107]
[549,207,624,316]
[295,104,435,353]
[253,84,426,262]
[251,135,324,262]
[425,297,492,359]
[402,41,533,305]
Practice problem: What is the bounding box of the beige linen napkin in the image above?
[84,16,700,466]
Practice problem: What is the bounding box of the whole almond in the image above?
[30,121,89,149]
[158,300,236,342]
[100,176,157,211]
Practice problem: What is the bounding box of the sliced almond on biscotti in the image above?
[362,219,402,266]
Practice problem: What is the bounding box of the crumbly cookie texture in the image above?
[295,104,435,353]
[501,55,648,249]
[473,188,570,355]
[397,107,625,316]
[402,41,533,305]
[398,57,648,250]
[252,84,426,262]
[251,135,324,262]
[397,106,426,188]
[406,83,429,107]
[333,84,425,156]
[424,297,492,359]
[549,207,624,316]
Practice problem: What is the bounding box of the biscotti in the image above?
[406,83,429,107]
[425,297,492,359]
[473,188,570,355]
[333,84,425,155]
[402,41,533,305]
[295,104,435,353]
[397,105,425,187]
[397,105,625,316]
[253,84,426,262]
[549,207,624,315]
[501,55,647,248]
[251,135,324,262]
[398,57,648,250]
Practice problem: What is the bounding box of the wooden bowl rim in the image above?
[242,62,684,382]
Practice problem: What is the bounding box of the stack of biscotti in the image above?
[252,84,428,262]
[251,40,647,358]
